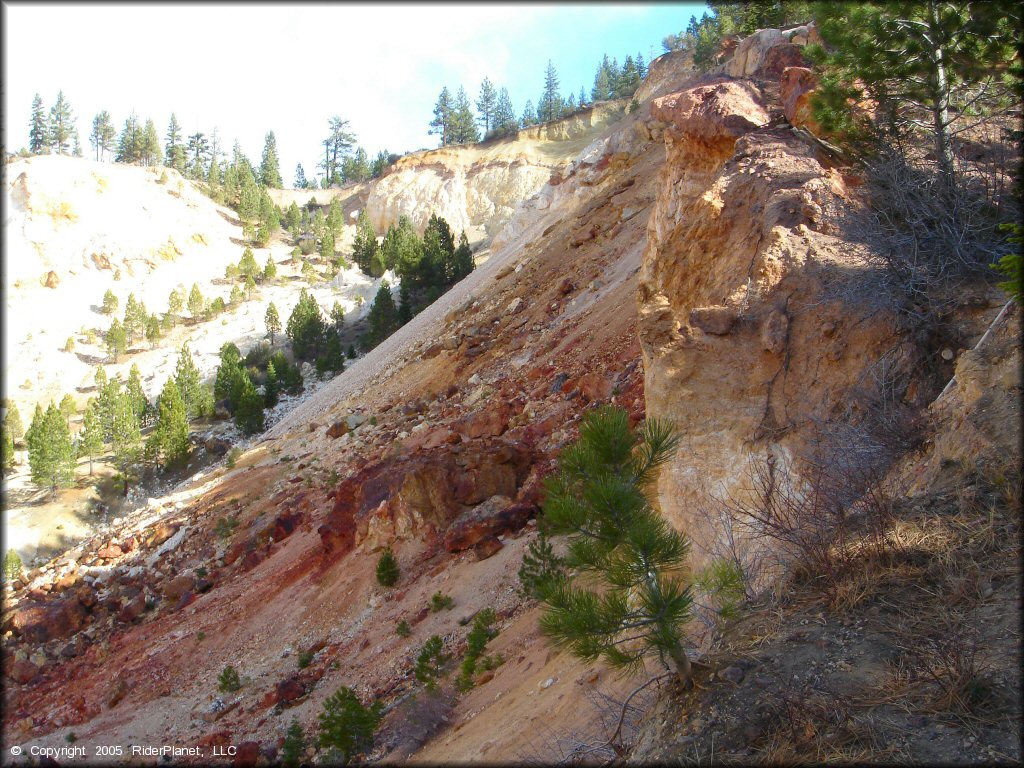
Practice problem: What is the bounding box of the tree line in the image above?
[428,50,650,148]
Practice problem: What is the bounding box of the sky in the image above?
[2,2,707,186]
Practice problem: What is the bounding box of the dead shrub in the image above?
[381,687,455,757]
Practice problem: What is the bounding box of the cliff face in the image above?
[636,76,903,572]
[363,102,624,240]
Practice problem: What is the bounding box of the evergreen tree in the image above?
[234,376,265,435]
[476,76,497,133]
[77,401,103,475]
[398,281,413,325]
[341,147,371,183]
[102,289,119,316]
[321,116,356,186]
[265,302,282,344]
[319,229,335,261]
[214,343,246,409]
[167,287,183,322]
[316,331,345,377]
[146,314,161,347]
[2,428,13,473]
[636,52,648,80]
[616,55,640,98]
[125,364,148,425]
[326,199,345,236]
[375,548,400,586]
[3,402,25,444]
[260,130,283,188]
[317,686,383,764]
[142,119,162,166]
[90,111,116,162]
[116,113,144,164]
[530,406,695,686]
[238,247,260,280]
[123,293,145,344]
[286,289,327,360]
[281,719,306,768]
[48,90,75,155]
[230,284,243,305]
[540,60,562,122]
[150,377,190,469]
[106,319,127,360]
[351,210,379,274]
[492,88,517,137]
[429,86,454,146]
[810,0,1018,191]
[263,255,278,281]
[579,85,588,107]
[451,86,479,144]
[521,100,537,127]
[174,344,205,421]
[165,113,187,173]
[366,282,400,348]
[264,361,279,407]
[330,301,345,332]
[28,403,75,494]
[109,391,141,497]
[187,283,205,318]
[29,93,48,154]
[369,150,397,178]
[452,231,474,282]
[294,163,308,189]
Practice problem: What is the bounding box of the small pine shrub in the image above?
[693,558,746,621]
[298,650,314,669]
[375,548,400,587]
[215,516,239,540]
[281,718,306,768]
[218,665,241,692]
[3,549,23,582]
[226,447,242,469]
[396,620,412,638]
[415,635,449,691]
[518,532,564,599]
[429,592,454,612]
[317,686,383,764]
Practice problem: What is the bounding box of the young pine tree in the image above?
[265,302,282,344]
[150,377,190,469]
[28,403,75,495]
[529,406,696,686]
[77,402,103,475]
[281,719,306,768]
[375,548,400,587]
[317,686,383,765]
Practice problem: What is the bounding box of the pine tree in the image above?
[3,549,23,582]
[264,302,282,344]
[145,314,161,347]
[28,403,75,494]
[150,377,190,469]
[540,60,562,122]
[167,287,183,322]
[429,86,454,146]
[238,247,260,280]
[48,90,75,155]
[234,376,265,435]
[295,163,308,189]
[492,88,517,137]
[810,0,1018,191]
[281,719,306,768]
[264,361,279,407]
[102,289,119,316]
[73,132,83,157]
[165,113,187,173]
[123,293,145,344]
[452,87,479,144]
[3,428,15,473]
[636,52,648,80]
[616,55,640,99]
[476,76,497,134]
[286,289,327,360]
[579,86,588,107]
[110,391,141,496]
[317,686,383,764]
[59,394,77,429]
[530,406,695,686]
[351,210,379,274]
[263,255,278,282]
[29,94,48,154]
[521,100,537,128]
[366,282,400,348]
[260,130,283,188]
[330,301,345,332]
[375,548,400,586]
[452,231,474,282]
[125,364,148,424]
[106,319,127,360]
[90,111,115,162]
[116,113,143,164]
[142,119,162,166]
[187,283,205,319]
[3,402,25,444]
[77,401,103,475]
[172,344,203,421]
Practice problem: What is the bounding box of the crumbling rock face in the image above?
[319,439,533,556]
[639,71,901,571]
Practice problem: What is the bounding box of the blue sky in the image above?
[3,3,707,185]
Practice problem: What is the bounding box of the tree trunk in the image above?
[668,641,693,688]
[928,0,955,190]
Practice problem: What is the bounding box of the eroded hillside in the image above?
[3,29,1019,768]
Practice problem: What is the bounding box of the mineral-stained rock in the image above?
[276,675,306,707]
[578,372,613,403]
[232,741,261,767]
[444,496,533,552]
[107,678,129,709]
[11,599,85,642]
[780,66,820,133]
[453,403,510,439]
[326,420,349,439]
[8,658,40,684]
[162,575,193,602]
[473,536,504,560]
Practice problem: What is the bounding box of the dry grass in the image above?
[47,199,78,224]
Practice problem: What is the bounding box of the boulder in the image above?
[162,575,193,602]
[8,658,40,685]
[473,536,504,561]
[444,496,533,552]
[107,678,129,709]
[326,420,349,439]
[724,28,788,77]
[204,436,232,455]
[42,270,60,289]
[96,544,123,560]
[11,599,85,642]
[232,742,261,767]
[275,675,306,707]
[651,79,769,152]
[780,67,820,133]
[578,372,613,403]
[454,403,510,440]
[690,305,738,335]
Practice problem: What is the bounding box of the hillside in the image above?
[3,25,1020,768]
